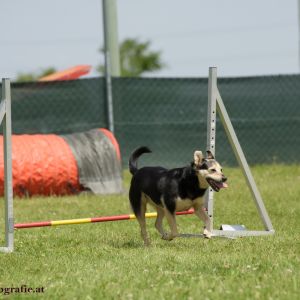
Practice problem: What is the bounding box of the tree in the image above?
[98,38,165,77]
[15,67,57,82]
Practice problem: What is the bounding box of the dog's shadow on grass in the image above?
[106,235,223,250]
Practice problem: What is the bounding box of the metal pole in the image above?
[204,67,218,232]
[102,0,120,133]
[104,52,114,133]
[102,0,120,76]
[0,78,14,253]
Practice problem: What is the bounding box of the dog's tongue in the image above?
[216,182,228,189]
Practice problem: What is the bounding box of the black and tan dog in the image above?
[129,146,228,245]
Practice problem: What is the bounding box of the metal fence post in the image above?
[102,0,120,76]
[102,0,119,133]
[104,51,114,133]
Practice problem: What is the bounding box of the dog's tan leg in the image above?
[162,210,178,241]
[194,205,212,239]
[155,207,165,236]
[136,200,150,246]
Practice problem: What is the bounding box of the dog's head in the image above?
[192,150,228,192]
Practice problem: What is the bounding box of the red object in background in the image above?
[38,65,91,82]
[0,134,80,197]
[0,128,121,197]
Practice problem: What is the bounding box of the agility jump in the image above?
[1,67,274,253]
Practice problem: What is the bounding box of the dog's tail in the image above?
[129,146,152,175]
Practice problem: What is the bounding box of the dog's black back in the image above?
[129,147,207,216]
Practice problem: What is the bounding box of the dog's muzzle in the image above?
[206,177,228,192]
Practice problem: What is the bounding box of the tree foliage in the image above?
[15,67,57,82]
[98,38,165,77]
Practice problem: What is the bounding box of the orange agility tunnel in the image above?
[0,128,122,197]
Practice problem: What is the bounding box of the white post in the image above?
[0,78,14,253]
[204,67,218,232]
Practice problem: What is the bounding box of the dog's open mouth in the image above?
[206,178,228,192]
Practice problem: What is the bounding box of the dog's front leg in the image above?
[194,205,212,239]
[162,209,178,241]
[155,207,165,236]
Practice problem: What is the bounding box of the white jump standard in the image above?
[0,78,14,253]
[204,67,274,238]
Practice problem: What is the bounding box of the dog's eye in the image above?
[210,169,216,173]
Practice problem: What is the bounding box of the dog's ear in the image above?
[206,150,215,160]
[194,150,203,167]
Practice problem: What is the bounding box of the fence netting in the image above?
[0,74,299,168]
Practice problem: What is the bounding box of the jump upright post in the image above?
[204,67,274,237]
[0,79,14,253]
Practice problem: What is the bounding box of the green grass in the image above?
[0,165,299,299]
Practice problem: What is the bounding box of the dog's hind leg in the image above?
[129,187,150,246]
[155,207,165,236]
[136,198,150,246]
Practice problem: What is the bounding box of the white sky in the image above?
[0,0,299,79]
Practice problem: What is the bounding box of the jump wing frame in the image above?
[204,67,274,238]
[0,78,14,253]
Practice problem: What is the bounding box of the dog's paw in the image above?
[203,228,212,239]
[162,232,174,241]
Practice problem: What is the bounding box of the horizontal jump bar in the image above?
[14,210,194,229]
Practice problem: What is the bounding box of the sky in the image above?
[0,0,299,79]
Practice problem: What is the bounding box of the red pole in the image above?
[14,210,194,230]
[15,221,52,229]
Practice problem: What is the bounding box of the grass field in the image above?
[0,165,299,299]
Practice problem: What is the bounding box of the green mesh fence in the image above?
[217,75,300,166]
[113,78,208,168]
[9,79,107,134]
[0,75,299,168]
